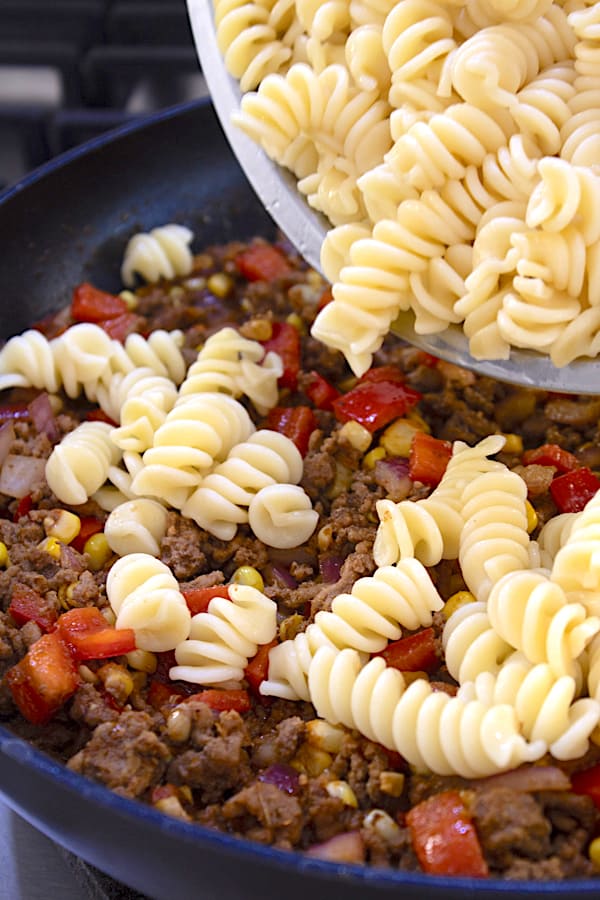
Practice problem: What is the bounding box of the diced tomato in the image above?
[406,790,489,878]
[571,764,600,808]
[550,466,600,514]
[71,517,104,553]
[333,380,421,433]
[261,321,301,390]
[147,679,185,710]
[98,311,141,342]
[522,443,579,474]
[317,286,333,311]
[8,583,57,633]
[187,688,251,713]
[376,628,438,673]
[304,370,340,411]
[13,494,32,522]
[85,408,119,426]
[181,585,230,615]
[235,244,292,282]
[71,282,127,323]
[266,406,317,457]
[57,606,135,660]
[245,639,277,696]
[5,631,79,725]
[358,365,405,385]
[409,431,453,487]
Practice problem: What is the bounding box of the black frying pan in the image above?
[0,98,596,900]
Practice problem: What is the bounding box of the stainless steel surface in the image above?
[187,0,600,394]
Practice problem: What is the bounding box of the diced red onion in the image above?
[258,764,300,795]
[0,454,46,498]
[28,392,60,443]
[477,765,571,793]
[0,421,15,467]
[319,556,342,583]
[271,565,298,589]
[374,457,412,500]
[269,547,316,567]
[305,831,366,863]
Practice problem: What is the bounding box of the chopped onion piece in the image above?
[258,763,300,795]
[272,565,298,589]
[0,454,46,498]
[319,557,342,583]
[477,765,571,793]
[28,393,60,442]
[0,421,15,467]
[305,831,365,863]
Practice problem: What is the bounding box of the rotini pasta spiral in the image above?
[586,631,600,700]
[181,429,304,540]
[170,584,277,685]
[512,62,577,155]
[308,646,546,777]
[247,483,318,548]
[120,224,194,287]
[92,450,145,512]
[381,0,457,97]
[45,421,122,506]
[443,599,513,684]
[261,558,444,700]
[465,0,555,26]
[527,156,600,247]
[106,553,191,651]
[458,650,600,760]
[104,498,169,558]
[374,499,445,567]
[345,24,390,94]
[296,0,350,41]
[98,369,178,453]
[551,490,600,606]
[214,0,295,91]
[114,329,187,385]
[538,511,578,568]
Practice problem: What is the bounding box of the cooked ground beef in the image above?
[1,235,600,881]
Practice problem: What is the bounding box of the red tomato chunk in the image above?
[376,628,438,673]
[408,432,453,487]
[6,632,79,725]
[333,381,421,433]
[71,282,127,322]
[406,790,489,878]
[235,244,292,282]
[182,585,231,615]
[522,443,579,473]
[550,467,600,514]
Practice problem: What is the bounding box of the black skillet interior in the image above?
[0,98,597,900]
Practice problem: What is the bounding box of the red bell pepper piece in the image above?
[5,631,79,725]
[8,583,57,633]
[57,607,136,660]
[13,494,32,522]
[245,639,277,695]
[98,311,141,342]
[262,321,301,390]
[181,585,231,615]
[406,790,489,878]
[571,764,600,808]
[235,244,292,282]
[358,365,405,385]
[376,628,438,673]
[550,466,600,514]
[304,370,340,411]
[71,517,104,553]
[71,282,127,323]
[522,443,579,474]
[266,406,317,457]
[333,380,421,433]
[147,679,185,710]
[187,688,251,713]
[409,431,453,487]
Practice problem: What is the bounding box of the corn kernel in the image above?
[239,317,272,341]
[501,432,523,454]
[0,542,10,567]
[443,590,476,620]
[327,462,353,499]
[231,566,264,592]
[405,411,430,432]
[380,418,420,457]
[326,780,358,807]
[525,500,538,534]
[401,670,428,685]
[119,289,138,310]
[207,273,232,297]
[44,510,81,544]
[317,523,333,552]
[154,794,191,821]
[291,744,332,776]
[590,836,600,867]
[126,649,157,674]
[339,420,372,453]
[285,312,305,333]
[167,706,192,743]
[38,536,62,560]
[58,583,77,610]
[102,606,117,626]
[306,719,345,753]
[363,809,402,841]
[78,664,98,684]
[379,771,405,797]
[98,663,134,704]
[363,446,386,469]
[84,533,112,570]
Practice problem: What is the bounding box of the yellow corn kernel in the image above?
[401,670,428,685]
[0,542,9,567]
[363,809,403,841]
[317,523,333,552]
[405,411,430,432]
[78,664,98,684]
[154,795,191,821]
[207,272,232,298]
[285,312,305,333]
[98,663,134,704]
[363,446,386,469]
[166,706,193,743]
[525,500,538,534]
[44,510,81,544]
[326,780,358,807]
[239,317,272,342]
[379,771,405,797]
[58,583,77,610]
[327,462,353,499]
[119,289,138,310]
[339,420,372,453]
[231,566,264,592]
[126,649,157,674]
[590,837,600,868]
[305,719,345,753]
[291,744,332,776]
[443,590,476,620]
[501,433,524,455]
[84,533,112,571]
[380,418,420,457]
[38,536,62,559]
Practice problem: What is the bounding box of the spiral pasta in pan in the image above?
[247,483,318,548]
[45,421,122,506]
[120,224,194,287]
[104,498,169,558]
[551,491,600,604]
[442,599,513,685]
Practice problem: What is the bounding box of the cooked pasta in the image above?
[45,421,122,506]
[307,647,546,777]
[247,483,318,547]
[98,369,178,453]
[170,584,278,685]
[296,0,350,40]
[106,553,191,651]
[115,329,187,385]
[92,450,145,512]
[182,429,305,540]
[443,599,513,684]
[381,1,457,95]
[538,511,578,568]
[121,225,194,287]
[104,498,169,557]
[551,491,600,608]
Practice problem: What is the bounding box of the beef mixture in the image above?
[2,234,600,881]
